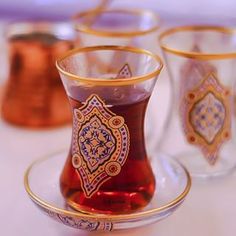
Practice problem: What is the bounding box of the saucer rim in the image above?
[24,149,191,221]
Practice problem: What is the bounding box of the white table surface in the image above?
[0,20,236,236]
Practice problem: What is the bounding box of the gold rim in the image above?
[56,45,163,86]
[24,150,191,221]
[159,25,236,60]
[73,9,160,37]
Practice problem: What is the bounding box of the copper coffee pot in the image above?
[1,22,75,127]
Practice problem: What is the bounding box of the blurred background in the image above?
[0,1,236,235]
[0,0,236,24]
[0,0,236,146]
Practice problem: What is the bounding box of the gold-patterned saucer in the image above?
[24,150,191,232]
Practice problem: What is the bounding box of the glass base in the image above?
[175,152,236,179]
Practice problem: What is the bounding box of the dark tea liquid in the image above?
[60,87,155,214]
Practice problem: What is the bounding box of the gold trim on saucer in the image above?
[24,150,191,222]
[73,9,160,37]
[159,25,236,60]
[56,45,163,86]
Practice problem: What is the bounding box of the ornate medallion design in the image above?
[181,73,231,165]
[72,94,130,197]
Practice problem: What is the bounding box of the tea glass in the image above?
[159,26,236,178]
[73,8,163,153]
[56,45,163,214]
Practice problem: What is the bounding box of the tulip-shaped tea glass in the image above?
[73,9,162,155]
[56,45,163,214]
[159,26,236,178]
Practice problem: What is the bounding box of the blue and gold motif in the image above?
[36,204,113,231]
[72,94,130,197]
[181,73,231,165]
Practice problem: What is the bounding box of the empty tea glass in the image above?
[73,8,162,155]
[73,9,160,52]
[159,26,236,178]
[1,22,75,127]
[56,45,163,214]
